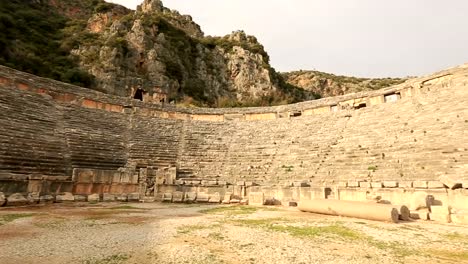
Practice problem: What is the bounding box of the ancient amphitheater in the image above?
[1,64,468,263]
[0,63,467,221]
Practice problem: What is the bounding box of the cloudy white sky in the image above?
[107,0,468,78]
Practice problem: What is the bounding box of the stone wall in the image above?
[0,64,467,220]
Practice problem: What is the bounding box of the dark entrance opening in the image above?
[134,88,144,101]
[354,103,367,110]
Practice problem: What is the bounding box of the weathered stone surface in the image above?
[162,192,172,202]
[230,199,241,204]
[56,192,75,203]
[184,192,196,203]
[430,205,450,215]
[103,193,116,202]
[7,193,28,206]
[383,181,398,188]
[27,193,40,204]
[240,199,249,205]
[172,191,184,203]
[74,195,87,202]
[196,192,209,203]
[410,209,429,220]
[347,181,359,188]
[116,194,128,202]
[248,192,264,206]
[0,192,6,206]
[427,181,445,189]
[128,193,140,202]
[371,182,383,188]
[359,182,371,188]
[429,213,451,223]
[413,181,428,189]
[39,195,55,204]
[236,181,245,186]
[439,175,462,190]
[409,192,429,211]
[222,192,232,204]
[88,194,100,203]
[208,193,221,203]
[451,213,468,224]
[399,181,413,188]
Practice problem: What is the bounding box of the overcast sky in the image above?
[107,0,468,78]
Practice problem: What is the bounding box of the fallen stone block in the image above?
[162,192,173,202]
[429,213,451,223]
[222,192,232,204]
[427,181,445,189]
[264,198,282,206]
[184,192,197,203]
[27,193,40,204]
[172,191,184,203]
[7,193,29,206]
[88,194,100,203]
[248,192,264,206]
[229,199,241,204]
[289,201,298,207]
[102,193,115,202]
[116,194,128,202]
[56,192,75,203]
[383,181,398,188]
[413,181,428,189]
[410,209,429,220]
[240,199,249,205]
[127,193,140,202]
[39,195,55,204]
[74,195,87,202]
[439,175,462,190]
[0,192,6,206]
[196,192,209,203]
[451,213,468,225]
[208,193,221,203]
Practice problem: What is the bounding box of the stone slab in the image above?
[248,192,264,206]
[399,181,413,188]
[410,209,429,220]
[439,175,462,190]
[451,213,468,224]
[74,195,87,202]
[102,193,115,202]
[116,194,128,202]
[39,195,55,204]
[427,181,445,189]
[128,193,140,202]
[88,194,100,203]
[56,192,75,203]
[371,182,383,188]
[413,181,428,189]
[383,181,398,188]
[27,193,40,204]
[431,205,450,214]
[0,192,6,206]
[172,191,184,203]
[208,192,221,203]
[184,192,197,203]
[429,213,451,223]
[359,182,371,188]
[6,193,28,206]
[196,192,209,203]
[347,181,359,188]
[162,192,173,202]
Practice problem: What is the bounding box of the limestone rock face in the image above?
[72,1,312,106]
[282,71,406,98]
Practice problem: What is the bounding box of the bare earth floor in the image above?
[0,203,467,264]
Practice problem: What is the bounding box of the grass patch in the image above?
[233,218,365,240]
[0,213,35,225]
[369,240,413,258]
[84,253,130,264]
[444,232,468,244]
[207,232,225,241]
[200,206,258,215]
[107,205,142,210]
[177,224,212,234]
[430,249,468,262]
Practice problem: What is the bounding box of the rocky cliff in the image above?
[0,0,314,107]
[282,71,407,98]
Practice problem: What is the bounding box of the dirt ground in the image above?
[0,202,467,264]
